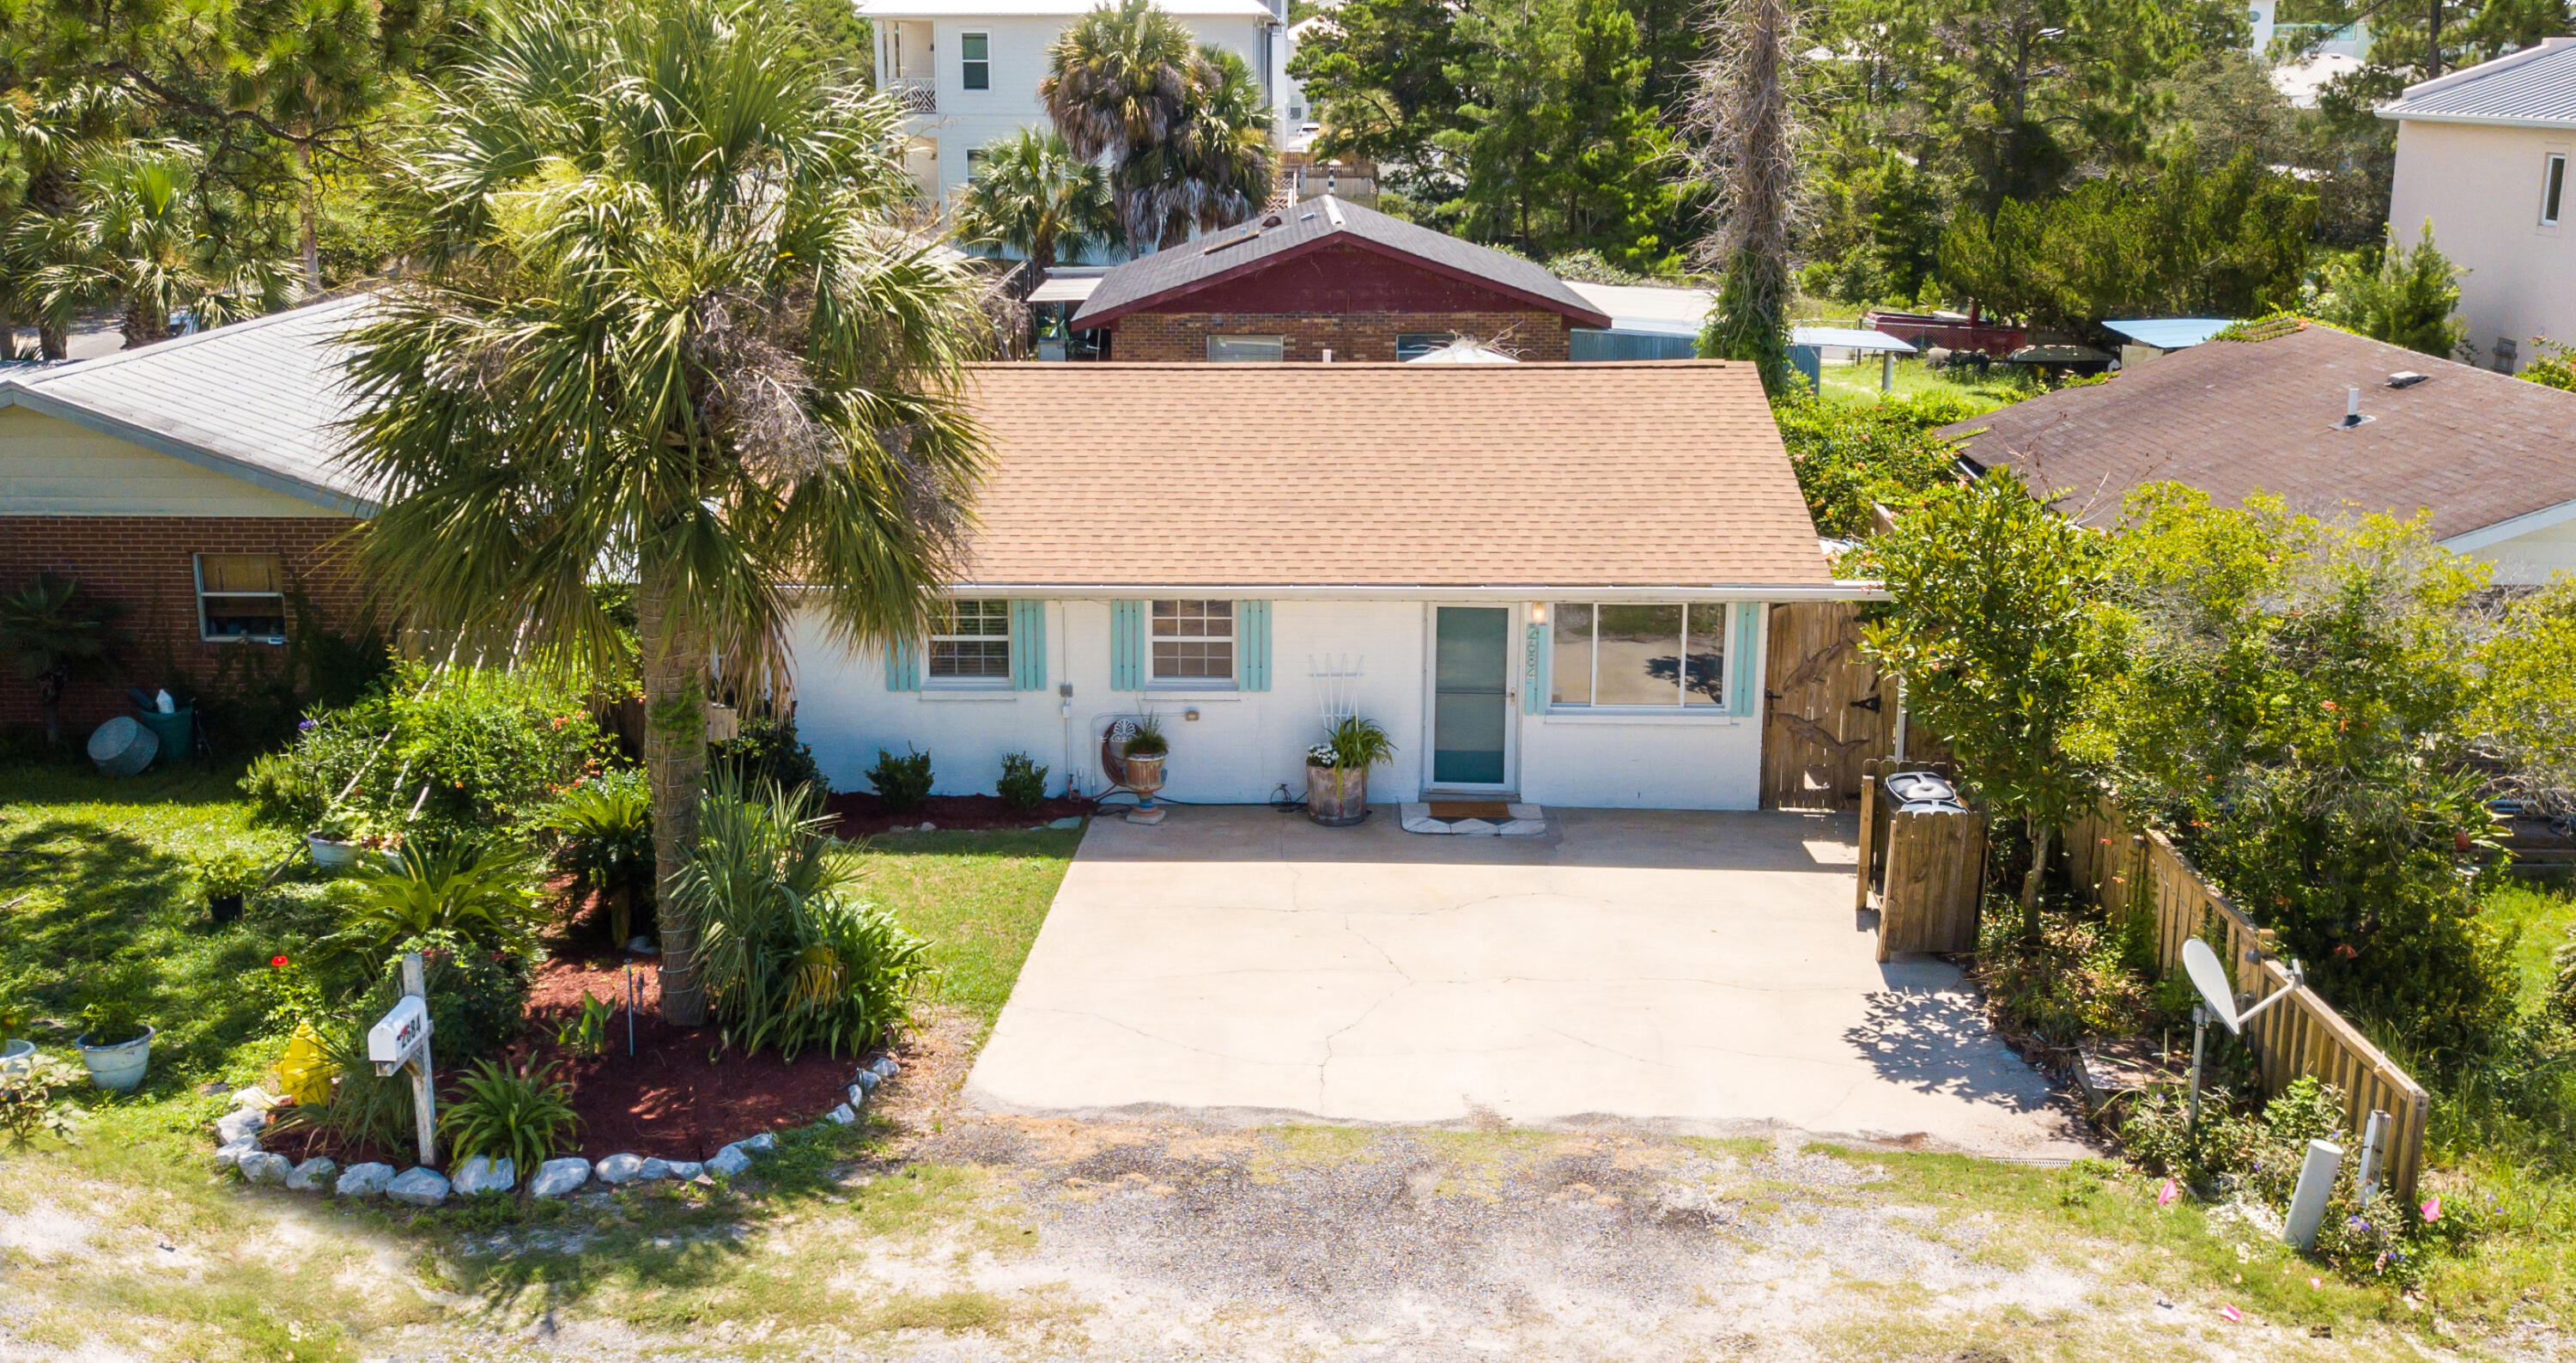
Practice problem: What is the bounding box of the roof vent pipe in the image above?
[2342,386,2362,428]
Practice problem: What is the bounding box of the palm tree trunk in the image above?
[637,557,712,1026]
[123,300,171,349]
[39,324,66,360]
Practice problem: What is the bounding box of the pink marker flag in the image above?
[2157,1179,2178,1207]
[2220,1305,2243,1323]
[2421,1195,2442,1224]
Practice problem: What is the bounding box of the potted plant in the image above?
[0,990,33,1078]
[74,971,154,1092]
[1306,715,1396,827]
[190,847,267,925]
[307,809,361,869]
[1121,715,1169,822]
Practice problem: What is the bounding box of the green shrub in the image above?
[1315,715,1396,770]
[866,747,933,812]
[2551,923,2576,1031]
[343,837,547,958]
[542,769,654,941]
[241,662,608,844]
[271,1011,417,1154]
[381,931,533,1062]
[1769,391,1971,539]
[996,752,1049,810]
[0,1056,80,1148]
[440,1058,580,1172]
[676,776,931,1059]
[1971,904,2160,1044]
[1121,715,1167,759]
[711,710,824,794]
[554,992,613,1057]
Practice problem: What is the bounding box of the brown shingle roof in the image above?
[953,361,1832,588]
[1942,323,2576,539]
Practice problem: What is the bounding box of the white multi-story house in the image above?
[860,0,1288,216]
[2381,38,2576,373]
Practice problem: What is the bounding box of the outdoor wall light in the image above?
[1528,604,1547,623]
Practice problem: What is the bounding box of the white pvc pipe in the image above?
[2283,1139,2344,1250]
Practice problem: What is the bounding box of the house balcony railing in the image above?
[888,77,935,114]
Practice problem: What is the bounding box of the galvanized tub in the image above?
[1306,763,1368,826]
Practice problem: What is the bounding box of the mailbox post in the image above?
[367,952,437,1167]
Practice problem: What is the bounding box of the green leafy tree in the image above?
[1938,143,2314,336]
[7,145,295,347]
[1284,0,1468,206]
[953,128,1116,296]
[1694,0,1797,390]
[1862,470,2110,939]
[2521,338,2576,391]
[1550,0,1676,270]
[338,0,993,1025]
[1435,0,1563,248]
[2306,221,2468,360]
[1771,392,1973,538]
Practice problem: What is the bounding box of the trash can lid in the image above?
[1897,798,1967,814]
[86,715,143,761]
[1884,770,1956,803]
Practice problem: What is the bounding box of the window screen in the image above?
[1206,335,1284,362]
[961,33,989,90]
[929,599,1010,678]
[1151,599,1233,680]
[197,553,287,642]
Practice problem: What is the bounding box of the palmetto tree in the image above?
[9,144,294,348]
[338,0,993,1025]
[951,128,1115,296]
[1042,0,1275,250]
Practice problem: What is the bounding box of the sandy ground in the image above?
[2,1005,2548,1363]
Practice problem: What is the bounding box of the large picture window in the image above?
[1151,599,1233,681]
[1548,602,1726,708]
[928,599,1010,680]
[196,553,287,642]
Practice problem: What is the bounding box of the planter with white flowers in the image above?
[1305,715,1396,827]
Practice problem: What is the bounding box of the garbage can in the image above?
[133,705,192,767]
[1858,760,1987,960]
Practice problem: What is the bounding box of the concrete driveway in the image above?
[967,806,2091,1159]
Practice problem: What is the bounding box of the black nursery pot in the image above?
[209,893,245,925]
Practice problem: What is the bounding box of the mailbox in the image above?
[367,995,432,1076]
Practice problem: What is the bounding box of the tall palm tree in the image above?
[1041,0,1196,250]
[1135,46,1275,248]
[951,128,1116,296]
[338,0,993,1025]
[9,144,294,348]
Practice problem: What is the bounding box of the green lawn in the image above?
[845,827,1079,1032]
[1815,354,2039,413]
[2483,879,2576,1012]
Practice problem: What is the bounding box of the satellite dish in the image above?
[2183,937,2240,1033]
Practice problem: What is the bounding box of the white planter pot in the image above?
[0,1038,33,1078]
[76,1026,155,1092]
[307,835,359,870]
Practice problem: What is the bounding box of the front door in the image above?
[1431,606,1512,788]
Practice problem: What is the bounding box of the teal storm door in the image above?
[1432,606,1512,786]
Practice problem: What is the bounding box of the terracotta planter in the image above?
[1306,764,1368,826]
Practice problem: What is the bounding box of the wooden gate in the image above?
[1761,601,1896,810]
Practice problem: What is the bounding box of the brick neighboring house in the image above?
[1071,195,1614,362]
[0,295,379,736]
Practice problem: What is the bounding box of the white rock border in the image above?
[212,1047,906,1210]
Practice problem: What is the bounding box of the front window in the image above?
[1151,599,1233,681]
[196,552,286,642]
[1549,602,1727,708]
[2544,153,2567,227]
[960,32,990,91]
[929,598,1011,680]
[1206,334,1284,362]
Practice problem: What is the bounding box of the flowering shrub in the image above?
[241,663,608,844]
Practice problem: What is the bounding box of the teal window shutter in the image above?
[1235,600,1271,691]
[1009,599,1048,691]
[1109,599,1144,691]
[885,636,920,691]
[1522,620,1548,715]
[1729,602,1762,715]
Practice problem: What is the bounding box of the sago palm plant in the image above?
[337,0,993,1025]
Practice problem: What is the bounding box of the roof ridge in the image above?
[15,290,375,389]
[2397,34,2576,102]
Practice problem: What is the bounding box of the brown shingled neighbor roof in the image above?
[1941,322,2576,539]
[951,361,1832,588]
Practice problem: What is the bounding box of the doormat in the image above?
[1400,802,1547,837]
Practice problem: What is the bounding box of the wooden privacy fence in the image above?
[2062,804,2432,1202]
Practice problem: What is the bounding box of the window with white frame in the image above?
[960,32,990,90]
[928,599,1010,681]
[2544,153,2567,227]
[1151,599,1232,681]
[196,552,288,642]
[1547,602,1727,708]
[1206,334,1284,362]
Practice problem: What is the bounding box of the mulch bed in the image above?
[823,790,1092,838]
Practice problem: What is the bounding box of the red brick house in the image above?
[0,295,378,737]
[1070,196,1614,362]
